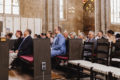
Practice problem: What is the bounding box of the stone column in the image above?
[95,0,110,34]
[47,0,53,31]
[95,0,101,34]
[53,0,59,30]
[42,0,47,33]
[101,0,106,33]
[106,0,110,32]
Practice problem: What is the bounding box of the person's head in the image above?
[41,33,46,39]
[15,30,22,38]
[63,30,68,38]
[6,33,13,39]
[107,30,114,37]
[24,29,32,37]
[70,32,76,39]
[47,31,52,38]
[34,34,38,39]
[97,30,103,37]
[88,31,95,39]
[54,26,62,34]
[78,32,85,39]
[116,33,120,39]
[37,35,41,38]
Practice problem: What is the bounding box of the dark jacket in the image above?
[18,36,33,56]
[12,37,23,51]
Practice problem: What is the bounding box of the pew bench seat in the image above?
[19,55,33,63]
[56,56,69,60]
[111,58,120,62]
[68,60,120,79]
[68,60,93,69]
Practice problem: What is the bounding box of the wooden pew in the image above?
[0,38,9,80]
[19,39,51,80]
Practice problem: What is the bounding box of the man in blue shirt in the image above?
[51,26,66,57]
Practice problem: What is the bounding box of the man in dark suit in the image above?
[17,29,33,56]
[9,29,33,68]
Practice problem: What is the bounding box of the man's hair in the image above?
[89,31,95,35]
[116,33,120,38]
[78,32,85,37]
[99,30,103,34]
[58,26,62,32]
[26,29,32,35]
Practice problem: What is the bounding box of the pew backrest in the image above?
[69,39,83,60]
[83,41,95,61]
[33,39,51,80]
[9,39,16,49]
[96,39,109,65]
[111,40,120,58]
[0,40,9,80]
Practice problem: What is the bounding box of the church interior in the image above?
[0,0,120,80]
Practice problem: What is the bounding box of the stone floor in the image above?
[9,69,90,80]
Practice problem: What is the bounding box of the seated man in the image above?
[84,31,97,59]
[51,26,66,57]
[95,31,105,40]
[9,29,33,68]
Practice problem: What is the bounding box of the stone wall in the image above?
[20,0,43,18]
[59,0,83,33]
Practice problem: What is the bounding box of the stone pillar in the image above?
[101,0,106,33]
[47,0,53,31]
[53,0,59,30]
[95,0,101,34]
[95,0,110,34]
[106,0,110,32]
[42,0,47,33]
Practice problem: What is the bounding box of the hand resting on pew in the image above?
[9,50,14,53]
[9,50,18,53]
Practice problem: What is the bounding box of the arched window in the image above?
[111,0,120,24]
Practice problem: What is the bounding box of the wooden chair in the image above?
[82,41,95,62]
[68,40,95,79]
[92,39,110,80]
[95,39,110,65]
[110,39,120,67]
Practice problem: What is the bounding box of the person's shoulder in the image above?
[57,33,63,37]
